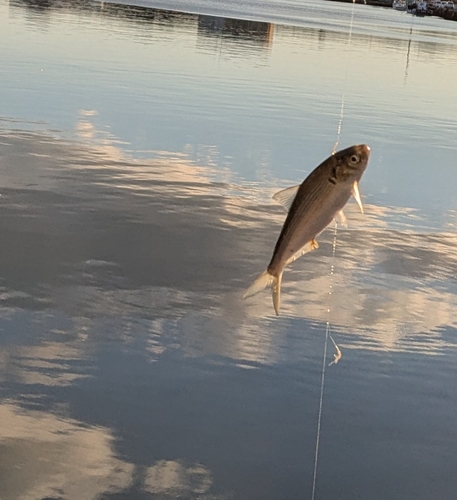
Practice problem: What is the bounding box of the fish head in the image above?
[330,144,370,184]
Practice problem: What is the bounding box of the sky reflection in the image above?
[0,400,227,499]
[0,402,134,500]
[3,0,457,212]
[2,1,457,498]
[1,117,456,366]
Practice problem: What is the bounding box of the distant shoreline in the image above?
[327,0,457,21]
[326,0,392,6]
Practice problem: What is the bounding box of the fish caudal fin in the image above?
[242,270,283,316]
[242,270,275,300]
[272,271,283,316]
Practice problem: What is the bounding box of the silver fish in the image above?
[242,144,370,315]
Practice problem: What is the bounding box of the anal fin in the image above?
[285,239,319,266]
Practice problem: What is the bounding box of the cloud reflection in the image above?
[143,460,219,498]
[0,402,134,500]
[1,113,457,500]
[0,400,226,499]
[1,115,457,370]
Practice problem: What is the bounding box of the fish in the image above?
[242,144,370,316]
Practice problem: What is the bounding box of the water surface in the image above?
[1,1,457,499]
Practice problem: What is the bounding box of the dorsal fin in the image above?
[272,184,300,212]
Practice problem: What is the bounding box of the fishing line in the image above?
[311,221,338,500]
[311,3,356,499]
[333,0,357,154]
[329,0,357,358]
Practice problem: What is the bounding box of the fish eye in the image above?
[350,154,360,164]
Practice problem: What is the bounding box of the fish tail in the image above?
[242,270,275,300]
[242,269,284,316]
[272,271,283,316]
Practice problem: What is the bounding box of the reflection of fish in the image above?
[243,144,371,315]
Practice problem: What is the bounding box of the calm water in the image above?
[1,0,457,499]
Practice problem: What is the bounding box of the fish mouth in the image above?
[355,144,370,154]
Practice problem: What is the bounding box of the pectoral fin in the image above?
[285,239,319,266]
[352,181,364,214]
[273,185,300,212]
[337,210,348,228]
